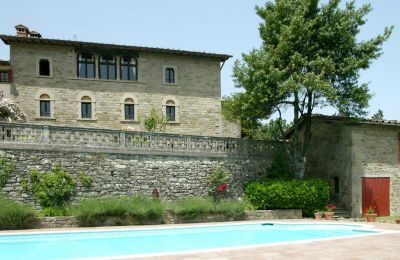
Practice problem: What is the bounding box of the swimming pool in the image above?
[0,222,380,260]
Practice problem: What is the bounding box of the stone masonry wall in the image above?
[350,125,400,216]
[305,120,353,210]
[9,43,240,137]
[0,149,271,207]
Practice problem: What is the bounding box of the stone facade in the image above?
[1,31,240,137]
[303,117,400,217]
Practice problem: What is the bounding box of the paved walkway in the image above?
[141,220,400,260]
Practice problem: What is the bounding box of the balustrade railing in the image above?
[0,122,283,156]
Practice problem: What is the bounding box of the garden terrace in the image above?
[0,122,282,158]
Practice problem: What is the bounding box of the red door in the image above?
[362,177,390,216]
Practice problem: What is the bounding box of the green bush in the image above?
[71,195,164,226]
[40,206,69,217]
[0,154,14,188]
[24,164,76,208]
[170,197,247,219]
[0,197,37,229]
[244,178,330,216]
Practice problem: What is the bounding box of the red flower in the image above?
[216,183,228,192]
[325,204,336,210]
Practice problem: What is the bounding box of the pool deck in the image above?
[1,219,399,259]
[146,220,400,260]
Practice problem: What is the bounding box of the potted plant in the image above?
[365,205,378,222]
[324,204,336,220]
[314,210,323,220]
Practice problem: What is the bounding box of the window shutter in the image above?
[7,70,13,82]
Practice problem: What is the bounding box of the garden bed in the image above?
[35,209,302,228]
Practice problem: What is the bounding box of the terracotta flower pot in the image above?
[365,213,378,222]
[324,211,334,220]
[314,212,323,220]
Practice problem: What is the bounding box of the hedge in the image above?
[244,178,330,216]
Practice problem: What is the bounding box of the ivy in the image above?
[0,154,14,189]
[79,172,93,189]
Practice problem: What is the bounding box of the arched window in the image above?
[81,96,92,119]
[162,96,179,123]
[39,94,51,117]
[77,92,96,120]
[120,57,137,81]
[165,100,176,121]
[35,90,55,119]
[120,94,138,121]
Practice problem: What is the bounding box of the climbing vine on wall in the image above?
[0,154,14,189]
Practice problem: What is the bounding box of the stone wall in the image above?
[0,122,280,207]
[305,119,400,217]
[350,125,400,216]
[8,43,240,137]
[305,120,352,210]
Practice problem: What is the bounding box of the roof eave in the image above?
[0,35,231,61]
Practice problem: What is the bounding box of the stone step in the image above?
[333,208,351,218]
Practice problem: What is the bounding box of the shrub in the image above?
[78,172,93,189]
[71,195,164,226]
[207,167,231,202]
[244,178,330,216]
[0,197,37,229]
[170,197,247,219]
[23,164,76,208]
[170,197,214,219]
[40,206,69,217]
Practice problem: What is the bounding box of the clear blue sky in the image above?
[1,0,399,120]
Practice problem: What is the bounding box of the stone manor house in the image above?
[0,25,240,137]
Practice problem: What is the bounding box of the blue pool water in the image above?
[0,223,378,259]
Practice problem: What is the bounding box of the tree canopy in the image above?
[228,0,392,177]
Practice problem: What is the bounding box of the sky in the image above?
[1,0,399,120]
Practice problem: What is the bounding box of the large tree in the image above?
[230,0,392,178]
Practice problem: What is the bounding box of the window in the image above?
[35,90,54,119]
[120,57,137,81]
[165,68,175,83]
[120,95,138,121]
[36,56,53,77]
[0,71,8,82]
[99,56,116,80]
[39,94,51,117]
[39,59,50,76]
[77,54,95,78]
[81,96,92,119]
[124,98,135,120]
[162,96,179,123]
[166,104,176,122]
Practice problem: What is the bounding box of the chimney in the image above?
[29,31,42,38]
[15,24,29,37]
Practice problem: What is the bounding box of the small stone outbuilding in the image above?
[286,115,400,217]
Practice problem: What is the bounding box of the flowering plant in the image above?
[325,204,336,212]
[207,166,231,202]
[366,205,377,214]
